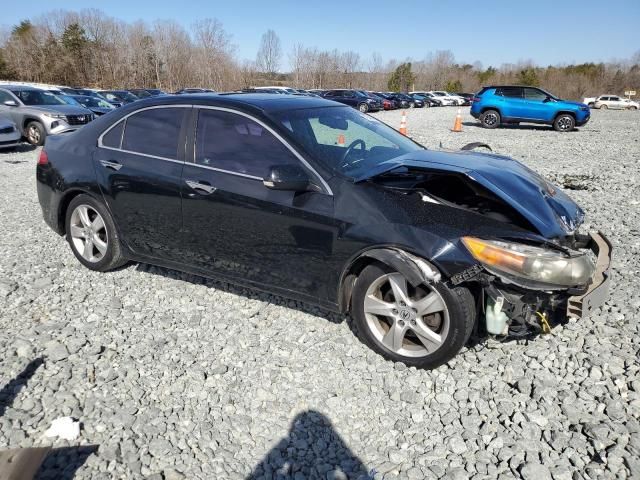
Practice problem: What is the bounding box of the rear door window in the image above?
[498,87,523,98]
[121,107,187,159]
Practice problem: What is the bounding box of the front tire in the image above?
[358,103,369,113]
[480,109,500,129]
[26,121,46,146]
[553,114,575,132]
[65,194,126,272]
[350,263,475,369]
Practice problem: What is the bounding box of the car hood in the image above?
[355,149,585,239]
[26,105,93,116]
[558,100,588,108]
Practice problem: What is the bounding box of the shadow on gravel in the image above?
[1,143,38,156]
[35,445,99,480]
[0,357,44,417]
[461,121,583,133]
[134,263,344,324]
[247,410,371,480]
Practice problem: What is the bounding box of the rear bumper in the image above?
[567,231,612,318]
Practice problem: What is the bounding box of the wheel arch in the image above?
[338,247,442,313]
[480,106,501,115]
[57,188,100,234]
[554,110,577,121]
[22,116,44,132]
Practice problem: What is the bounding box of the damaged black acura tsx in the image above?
[36,94,612,369]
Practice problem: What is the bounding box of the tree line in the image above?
[1,9,638,100]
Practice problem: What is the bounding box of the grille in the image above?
[65,114,92,126]
[0,126,15,134]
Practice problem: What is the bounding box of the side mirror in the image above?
[3,100,18,107]
[263,164,310,191]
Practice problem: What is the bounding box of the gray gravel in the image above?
[0,108,639,479]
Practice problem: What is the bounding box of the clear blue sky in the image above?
[3,0,639,69]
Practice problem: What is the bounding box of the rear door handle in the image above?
[99,160,123,171]
[185,180,216,194]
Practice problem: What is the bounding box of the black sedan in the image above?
[36,94,611,369]
[321,89,383,112]
[69,95,117,116]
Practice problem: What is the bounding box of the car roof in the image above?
[127,93,340,113]
[0,85,42,92]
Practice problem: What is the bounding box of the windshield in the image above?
[14,90,66,106]
[60,95,82,106]
[76,96,114,108]
[271,106,423,178]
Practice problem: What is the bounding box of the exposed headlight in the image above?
[44,113,67,120]
[462,237,596,288]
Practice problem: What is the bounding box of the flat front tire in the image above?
[65,194,126,272]
[350,263,475,369]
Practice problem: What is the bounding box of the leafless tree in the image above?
[256,29,281,77]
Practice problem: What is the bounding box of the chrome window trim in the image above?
[194,106,333,195]
[97,104,191,162]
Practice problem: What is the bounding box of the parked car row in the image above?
[583,95,639,110]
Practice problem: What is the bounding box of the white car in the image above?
[0,116,21,151]
[428,91,465,106]
[593,95,639,110]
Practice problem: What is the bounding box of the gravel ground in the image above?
[0,108,639,479]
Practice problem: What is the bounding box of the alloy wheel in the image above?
[363,272,449,358]
[359,103,368,113]
[28,125,41,145]
[483,113,498,126]
[69,205,109,263]
[557,116,573,131]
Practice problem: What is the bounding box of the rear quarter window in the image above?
[101,121,124,148]
[121,107,187,159]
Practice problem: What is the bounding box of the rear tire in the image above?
[65,194,126,272]
[480,109,500,129]
[553,114,575,132]
[628,106,638,110]
[350,263,475,369]
[599,104,608,109]
[26,121,46,146]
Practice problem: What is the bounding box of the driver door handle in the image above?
[185,180,216,194]
[99,160,123,171]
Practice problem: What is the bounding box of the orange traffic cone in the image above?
[451,109,463,132]
[399,111,407,135]
[337,134,346,147]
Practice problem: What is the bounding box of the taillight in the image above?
[472,97,481,103]
[38,150,49,165]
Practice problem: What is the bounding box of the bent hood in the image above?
[355,149,585,239]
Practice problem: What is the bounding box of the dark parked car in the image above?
[322,89,383,112]
[175,88,215,94]
[70,95,117,116]
[367,92,395,110]
[129,89,166,98]
[455,93,474,105]
[98,90,140,105]
[410,93,439,107]
[384,93,414,109]
[36,94,611,369]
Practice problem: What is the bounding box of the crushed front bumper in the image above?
[567,231,612,318]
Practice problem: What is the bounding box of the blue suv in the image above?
[471,86,590,132]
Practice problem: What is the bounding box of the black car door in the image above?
[94,105,190,261]
[180,107,337,301]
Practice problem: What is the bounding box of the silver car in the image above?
[0,85,94,146]
[0,116,21,150]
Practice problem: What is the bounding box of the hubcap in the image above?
[363,272,449,358]
[69,205,108,263]
[359,104,367,112]
[484,113,497,125]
